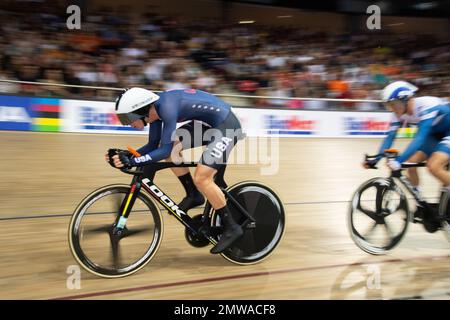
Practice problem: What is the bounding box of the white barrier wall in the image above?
[61,99,404,138]
[234,108,395,138]
[62,99,144,134]
[0,94,416,138]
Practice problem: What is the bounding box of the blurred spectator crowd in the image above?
[0,0,448,110]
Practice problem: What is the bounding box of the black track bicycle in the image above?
[69,148,285,278]
[348,148,450,255]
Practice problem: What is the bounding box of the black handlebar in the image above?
[107,148,200,176]
[365,153,383,160]
[364,150,426,170]
[364,153,382,169]
[121,161,199,176]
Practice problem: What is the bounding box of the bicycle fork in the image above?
[113,176,142,234]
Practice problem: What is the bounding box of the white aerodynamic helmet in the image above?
[381,81,418,103]
[115,87,160,125]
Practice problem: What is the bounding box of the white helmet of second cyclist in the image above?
[115,87,160,125]
[381,81,418,103]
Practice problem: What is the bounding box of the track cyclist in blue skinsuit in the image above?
[107,87,245,254]
[363,81,450,226]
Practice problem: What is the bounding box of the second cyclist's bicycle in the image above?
[348,149,450,255]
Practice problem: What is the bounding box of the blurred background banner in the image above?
[62,98,140,133]
[0,93,416,138]
[0,95,62,131]
[0,95,33,131]
[31,97,62,132]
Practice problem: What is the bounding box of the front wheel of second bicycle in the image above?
[211,181,285,265]
[69,184,163,278]
[348,177,410,255]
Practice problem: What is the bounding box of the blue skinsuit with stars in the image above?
[132,89,231,166]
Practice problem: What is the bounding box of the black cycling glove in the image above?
[364,158,379,169]
[107,148,134,169]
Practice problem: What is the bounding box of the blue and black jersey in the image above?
[133,89,232,166]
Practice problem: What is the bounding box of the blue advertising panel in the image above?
[0,95,33,131]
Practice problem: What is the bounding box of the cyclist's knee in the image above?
[193,169,214,190]
[427,158,442,176]
[193,176,212,190]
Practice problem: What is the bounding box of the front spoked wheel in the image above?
[211,181,285,265]
[69,184,163,278]
[348,178,410,255]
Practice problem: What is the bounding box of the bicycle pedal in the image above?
[203,226,223,237]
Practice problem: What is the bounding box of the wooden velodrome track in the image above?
[0,131,448,300]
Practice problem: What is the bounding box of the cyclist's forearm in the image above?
[131,143,173,166]
[137,120,163,155]
[137,140,159,155]
[377,129,397,160]
[137,144,152,155]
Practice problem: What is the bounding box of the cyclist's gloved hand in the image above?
[106,149,119,168]
[363,158,378,169]
[387,159,401,171]
[107,148,133,169]
[117,151,133,169]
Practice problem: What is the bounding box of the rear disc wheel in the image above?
[211,181,285,265]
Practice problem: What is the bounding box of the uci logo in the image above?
[134,154,152,163]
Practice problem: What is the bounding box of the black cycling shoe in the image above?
[210,224,244,254]
[179,192,205,212]
[422,204,441,233]
[423,219,441,233]
[210,208,244,254]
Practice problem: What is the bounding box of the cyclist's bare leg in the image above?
[166,140,204,211]
[194,164,243,254]
[427,152,450,187]
[193,164,225,209]
[406,151,428,187]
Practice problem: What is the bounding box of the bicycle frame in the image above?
[372,151,450,225]
[112,162,254,244]
[390,163,427,204]
[366,151,429,206]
